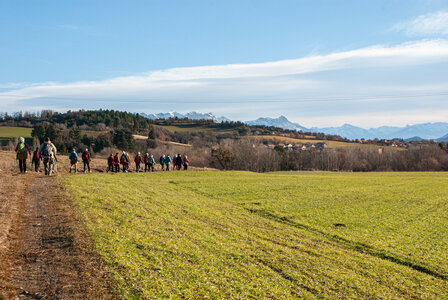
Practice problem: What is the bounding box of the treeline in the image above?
[211,139,448,172]
[0,110,152,132]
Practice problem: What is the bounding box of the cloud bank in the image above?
[1,39,448,127]
[393,11,448,36]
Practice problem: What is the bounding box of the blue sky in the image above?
[1,0,448,127]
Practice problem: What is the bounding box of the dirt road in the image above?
[0,152,116,299]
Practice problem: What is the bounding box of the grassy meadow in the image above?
[65,171,448,298]
[255,135,400,150]
[0,126,32,145]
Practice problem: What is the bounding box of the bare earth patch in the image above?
[0,151,116,299]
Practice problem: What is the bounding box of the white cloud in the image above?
[393,11,448,36]
[1,39,448,127]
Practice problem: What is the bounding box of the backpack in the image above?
[69,151,77,162]
[34,150,39,161]
[17,142,26,153]
[82,152,89,161]
[42,143,51,156]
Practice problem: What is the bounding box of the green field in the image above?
[162,124,234,134]
[0,126,33,145]
[65,171,448,298]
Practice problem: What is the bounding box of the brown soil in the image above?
[0,151,117,299]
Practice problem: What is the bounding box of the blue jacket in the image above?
[69,150,78,162]
[164,156,172,164]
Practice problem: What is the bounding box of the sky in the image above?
[1,0,448,128]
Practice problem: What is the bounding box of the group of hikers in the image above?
[15,137,57,175]
[68,147,92,173]
[106,152,190,173]
[15,136,190,175]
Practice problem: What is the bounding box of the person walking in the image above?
[82,148,91,173]
[32,147,40,172]
[159,154,165,171]
[183,155,190,170]
[69,148,78,173]
[107,153,114,172]
[15,137,31,173]
[172,154,177,171]
[134,152,142,172]
[39,137,57,176]
[164,154,172,171]
[144,153,150,172]
[148,154,156,172]
[113,152,120,173]
[176,154,183,170]
[120,151,130,173]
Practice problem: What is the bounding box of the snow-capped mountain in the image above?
[141,112,448,140]
[140,111,230,123]
[246,116,307,131]
[246,116,448,140]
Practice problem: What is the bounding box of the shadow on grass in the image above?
[245,208,448,281]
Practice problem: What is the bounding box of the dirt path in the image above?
[0,169,116,299]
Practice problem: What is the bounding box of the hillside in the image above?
[65,171,448,298]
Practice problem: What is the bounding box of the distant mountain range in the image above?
[246,116,448,140]
[140,112,448,141]
[140,111,231,123]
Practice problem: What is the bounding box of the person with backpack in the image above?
[172,154,177,171]
[107,153,114,172]
[148,154,156,172]
[32,147,40,172]
[82,148,91,173]
[120,151,130,173]
[39,137,57,176]
[15,137,31,173]
[134,152,142,172]
[175,154,183,170]
[113,153,120,173]
[164,154,172,171]
[183,155,190,170]
[144,153,150,172]
[69,148,78,173]
[159,154,165,171]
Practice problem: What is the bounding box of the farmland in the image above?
[65,171,448,298]
[254,135,400,150]
[161,124,234,134]
[0,126,32,145]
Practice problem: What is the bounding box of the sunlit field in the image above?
[65,171,448,298]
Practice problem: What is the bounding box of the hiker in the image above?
[144,153,150,172]
[107,153,114,172]
[113,153,120,173]
[159,154,165,171]
[39,137,57,176]
[183,155,190,170]
[134,152,142,172]
[32,147,40,172]
[15,137,31,173]
[173,154,177,171]
[148,154,156,172]
[69,148,78,173]
[120,151,130,173]
[176,154,183,170]
[164,154,172,171]
[82,148,91,173]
